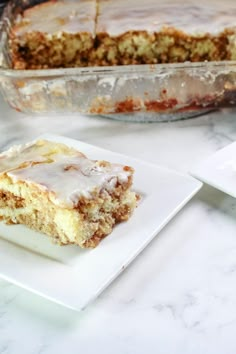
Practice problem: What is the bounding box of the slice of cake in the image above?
[94,0,236,65]
[10,0,97,69]
[0,139,137,248]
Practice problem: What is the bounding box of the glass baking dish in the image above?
[1,0,236,122]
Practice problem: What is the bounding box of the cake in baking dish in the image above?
[0,139,137,248]
[9,0,236,69]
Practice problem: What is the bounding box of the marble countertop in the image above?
[1,97,236,354]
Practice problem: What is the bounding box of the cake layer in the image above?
[0,140,137,247]
[93,0,236,65]
[11,0,97,68]
[10,0,236,69]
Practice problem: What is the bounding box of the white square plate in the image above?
[0,134,202,311]
[190,141,236,198]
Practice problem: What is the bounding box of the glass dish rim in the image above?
[0,61,236,78]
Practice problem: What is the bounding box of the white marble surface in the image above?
[1,97,236,354]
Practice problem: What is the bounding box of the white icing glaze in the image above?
[0,141,45,172]
[13,0,236,39]
[14,0,96,36]
[0,140,132,208]
[0,139,84,173]
[97,0,236,36]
